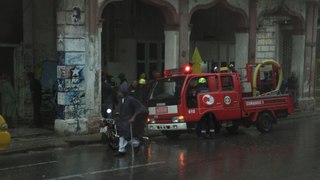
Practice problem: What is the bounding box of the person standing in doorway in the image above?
[287,72,298,107]
[0,73,17,128]
[26,72,42,128]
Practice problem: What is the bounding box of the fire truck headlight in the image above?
[172,116,185,123]
[148,118,155,124]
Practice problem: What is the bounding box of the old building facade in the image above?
[1,0,319,134]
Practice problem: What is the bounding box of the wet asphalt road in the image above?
[1,116,320,180]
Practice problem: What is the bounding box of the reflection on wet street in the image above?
[1,116,320,180]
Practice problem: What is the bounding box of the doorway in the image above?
[136,41,164,79]
[0,47,14,115]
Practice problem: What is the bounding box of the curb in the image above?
[0,139,69,156]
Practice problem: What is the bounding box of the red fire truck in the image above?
[147,64,294,139]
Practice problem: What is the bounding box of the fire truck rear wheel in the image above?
[162,131,181,140]
[256,112,273,133]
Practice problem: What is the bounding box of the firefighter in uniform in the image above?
[197,77,215,139]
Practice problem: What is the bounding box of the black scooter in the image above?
[100,108,119,150]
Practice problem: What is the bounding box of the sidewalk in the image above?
[1,110,319,155]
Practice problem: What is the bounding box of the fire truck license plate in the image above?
[156,106,168,114]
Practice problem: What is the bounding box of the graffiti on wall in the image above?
[37,61,57,90]
[57,51,65,65]
[65,53,85,65]
[57,91,86,119]
[72,7,81,23]
[57,65,84,92]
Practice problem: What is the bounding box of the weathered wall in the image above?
[106,39,137,84]
[101,0,165,81]
[0,0,23,44]
[19,0,56,120]
[55,0,89,134]
[257,0,306,20]
[256,17,278,62]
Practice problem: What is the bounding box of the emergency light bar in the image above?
[164,64,192,76]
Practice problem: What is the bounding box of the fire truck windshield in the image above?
[148,77,185,106]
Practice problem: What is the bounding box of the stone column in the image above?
[55,0,88,134]
[164,28,179,69]
[22,0,35,119]
[85,0,102,133]
[299,2,318,111]
[291,35,305,102]
[235,33,249,73]
[248,0,257,63]
[179,0,190,67]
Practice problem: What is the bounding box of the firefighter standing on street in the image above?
[137,77,147,106]
[197,77,215,139]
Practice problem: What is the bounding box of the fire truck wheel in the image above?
[256,112,273,133]
[162,131,181,140]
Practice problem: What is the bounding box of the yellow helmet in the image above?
[198,77,207,84]
[138,78,146,85]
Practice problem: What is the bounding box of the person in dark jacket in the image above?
[114,84,148,157]
[26,72,42,128]
[128,80,138,98]
[118,73,128,91]
[287,72,298,107]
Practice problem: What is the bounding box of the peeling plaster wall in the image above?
[257,0,306,20]
[256,17,278,62]
[226,0,249,17]
[189,0,248,16]
[189,0,215,13]
[164,0,179,13]
[255,0,307,63]
[20,0,56,120]
[55,0,103,135]
[55,0,89,135]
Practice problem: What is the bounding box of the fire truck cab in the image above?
[147,65,294,139]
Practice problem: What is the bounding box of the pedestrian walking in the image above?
[26,72,42,128]
[114,85,148,157]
